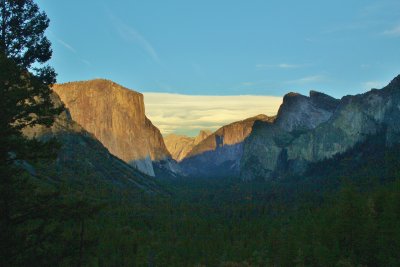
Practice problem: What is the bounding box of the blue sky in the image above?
[37,0,400,99]
[36,0,400,136]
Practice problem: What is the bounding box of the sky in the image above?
[143,93,281,136]
[36,0,400,135]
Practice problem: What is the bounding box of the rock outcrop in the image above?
[22,93,162,194]
[164,130,211,161]
[53,79,171,176]
[179,115,274,178]
[275,91,340,132]
[241,75,400,181]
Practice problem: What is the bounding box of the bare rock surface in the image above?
[53,79,171,176]
[22,93,162,194]
[179,115,274,178]
[164,130,211,161]
[241,75,400,181]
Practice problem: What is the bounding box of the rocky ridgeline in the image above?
[33,74,400,182]
[53,79,172,176]
[241,74,400,181]
[164,130,212,162]
[178,114,275,178]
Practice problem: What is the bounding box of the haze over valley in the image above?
[143,93,282,136]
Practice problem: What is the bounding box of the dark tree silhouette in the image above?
[0,1,64,266]
[0,0,62,166]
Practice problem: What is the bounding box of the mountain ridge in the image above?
[53,79,172,177]
[22,92,162,194]
[179,114,274,178]
[241,74,400,181]
[164,130,212,161]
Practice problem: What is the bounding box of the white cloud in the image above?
[143,93,282,136]
[56,38,77,53]
[110,15,160,63]
[278,63,300,69]
[383,25,400,36]
[256,63,303,69]
[363,81,385,89]
[80,59,91,66]
[50,31,91,66]
[286,75,326,84]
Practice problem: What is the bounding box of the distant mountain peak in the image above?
[285,92,302,97]
[276,90,339,132]
[241,73,400,181]
[282,92,304,101]
[164,129,212,161]
[385,74,400,90]
[198,129,212,135]
[309,90,340,111]
[309,90,332,98]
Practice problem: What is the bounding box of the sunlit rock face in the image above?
[22,93,162,194]
[164,130,212,162]
[241,74,400,181]
[179,114,275,178]
[53,79,171,176]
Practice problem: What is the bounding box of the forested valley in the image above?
[2,1,400,266]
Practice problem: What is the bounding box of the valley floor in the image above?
[7,135,400,267]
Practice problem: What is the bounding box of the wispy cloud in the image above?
[323,2,399,35]
[109,14,160,63]
[80,59,91,66]
[50,31,91,66]
[256,63,304,69]
[286,75,326,84]
[56,38,77,53]
[383,25,400,36]
[363,81,385,89]
[143,93,282,136]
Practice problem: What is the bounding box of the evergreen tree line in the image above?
[1,1,101,266]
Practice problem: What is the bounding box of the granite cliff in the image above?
[53,79,171,176]
[241,75,400,181]
[22,93,162,194]
[179,114,274,178]
[164,130,211,161]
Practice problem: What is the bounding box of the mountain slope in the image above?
[164,130,211,161]
[286,75,400,169]
[53,79,171,176]
[241,75,400,181]
[22,93,162,195]
[179,114,274,178]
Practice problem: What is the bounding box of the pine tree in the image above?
[0,1,64,265]
[0,0,62,166]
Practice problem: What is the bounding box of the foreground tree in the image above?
[0,1,65,266]
[0,0,62,164]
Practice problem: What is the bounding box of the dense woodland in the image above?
[71,137,400,267]
[1,1,400,266]
[4,133,400,266]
